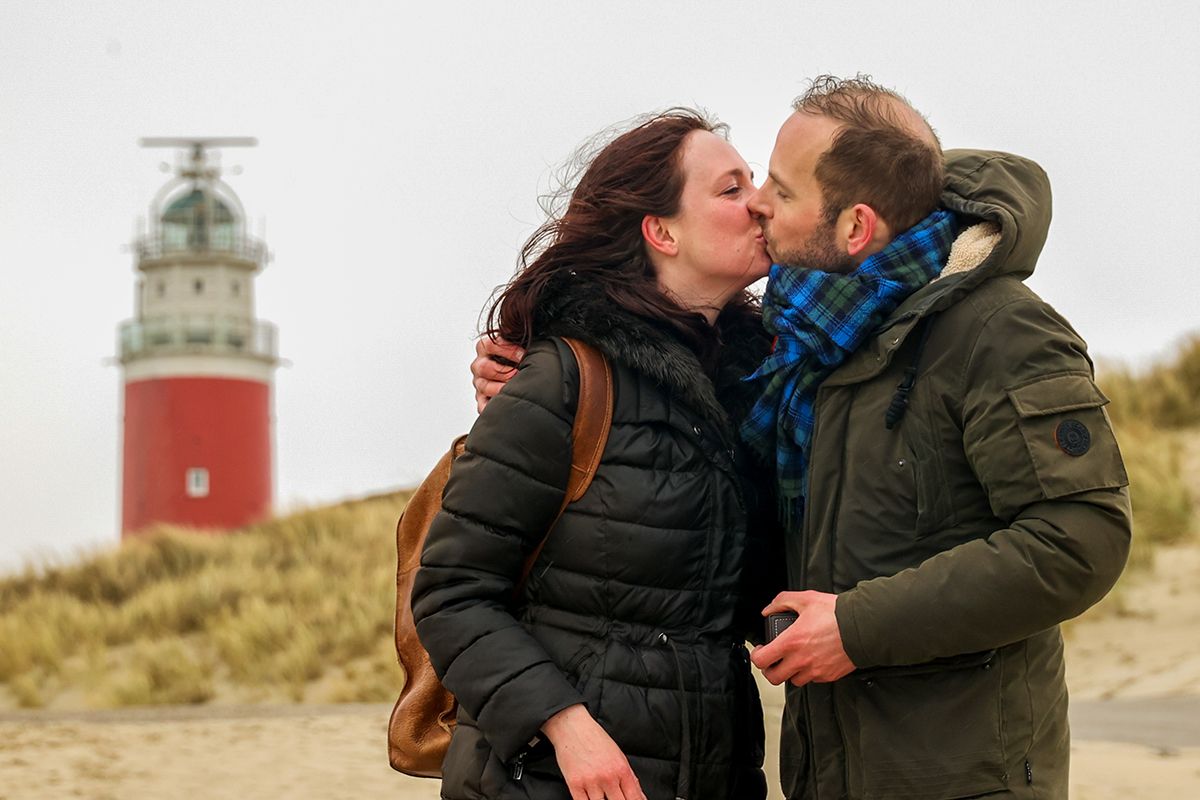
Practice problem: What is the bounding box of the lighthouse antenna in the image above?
[139,136,258,148]
[140,137,258,178]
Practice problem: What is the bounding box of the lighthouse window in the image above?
[185,467,210,498]
[231,281,240,297]
[194,279,204,295]
[156,281,165,297]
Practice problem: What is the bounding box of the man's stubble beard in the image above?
[769,219,856,275]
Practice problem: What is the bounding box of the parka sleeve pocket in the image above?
[1005,373,1129,500]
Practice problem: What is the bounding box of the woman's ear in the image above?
[642,214,679,257]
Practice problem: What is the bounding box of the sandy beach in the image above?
[3,541,1198,798]
[1,694,1197,799]
[0,710,1194,800]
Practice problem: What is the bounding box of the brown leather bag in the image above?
[388,338,613,778]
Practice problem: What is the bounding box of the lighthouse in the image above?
[117,137,278,537]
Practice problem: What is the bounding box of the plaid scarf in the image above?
[740,209,958,524]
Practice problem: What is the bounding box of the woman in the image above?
[411,109,780,800]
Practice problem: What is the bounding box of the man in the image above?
[736,76,1130,799]
[472,76,1131,799]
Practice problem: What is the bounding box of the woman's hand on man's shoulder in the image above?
[472,336,526,413]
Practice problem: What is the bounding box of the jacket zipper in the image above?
[799,393,822,799]
[799,392,819,798]
[806,383,853,797]
[799,390,820,590]
[800,687,820,800]
[510,734,541,781]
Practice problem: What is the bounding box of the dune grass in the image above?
[105,639,216,706]
[1110,421,1194,571]
[1101,334,1200,430]
[0,490,411,709]
[1089,334,1199,608]
[1098,335,1199,566]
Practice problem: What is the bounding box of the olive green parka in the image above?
[780,151,1132,800]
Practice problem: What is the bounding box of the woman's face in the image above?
[668,131,772,290]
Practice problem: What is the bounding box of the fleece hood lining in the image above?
[934,222,1003,282]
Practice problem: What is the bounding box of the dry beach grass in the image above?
[0,491,411,710]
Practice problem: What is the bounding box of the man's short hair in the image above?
[794,74,944,232]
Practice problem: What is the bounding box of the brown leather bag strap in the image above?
[514,337,613,595]
[560,338,613,504]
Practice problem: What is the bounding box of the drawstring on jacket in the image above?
[658,632,691,800]
[885,317,936,430]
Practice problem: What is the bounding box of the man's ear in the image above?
[642,214,679,257]
[842,203,891,258]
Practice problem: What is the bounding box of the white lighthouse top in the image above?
[118,137,278,372]
[137,137,266,266]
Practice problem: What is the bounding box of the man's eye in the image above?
[722,185,742,195]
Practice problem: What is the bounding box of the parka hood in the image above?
[941,149,1052,282]
[888,149,1053,323]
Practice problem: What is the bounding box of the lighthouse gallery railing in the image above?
[119,316,278,362]
[135,232,267,263]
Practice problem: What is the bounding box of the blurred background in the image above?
[1,1,1197,798]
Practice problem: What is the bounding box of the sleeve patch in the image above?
[1055,419,1091,456]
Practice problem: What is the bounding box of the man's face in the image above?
[748,112,855,274]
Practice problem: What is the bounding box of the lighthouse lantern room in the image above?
[118,137,279,536]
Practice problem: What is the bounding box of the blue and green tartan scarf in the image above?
[740,209,959,524]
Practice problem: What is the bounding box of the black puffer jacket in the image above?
[412,279,778,800]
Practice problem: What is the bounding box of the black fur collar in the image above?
[535,276,770,446]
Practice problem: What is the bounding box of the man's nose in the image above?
[746,188,770,219]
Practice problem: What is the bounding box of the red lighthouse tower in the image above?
[118,138,279,537]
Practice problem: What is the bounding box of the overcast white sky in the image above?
[1,1,1198,572]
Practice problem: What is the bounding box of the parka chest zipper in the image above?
[798,389,821,799]
[801,383,854,799]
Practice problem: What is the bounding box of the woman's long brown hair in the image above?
[485,108,752,359]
